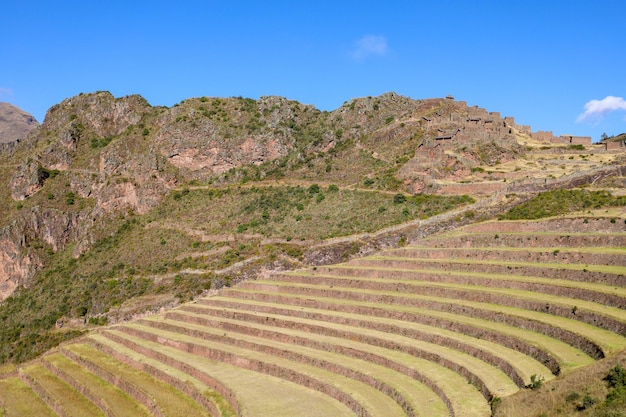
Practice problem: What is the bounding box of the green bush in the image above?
[526,374,545,390]
[607,364,626,389]
[393,193,406,204]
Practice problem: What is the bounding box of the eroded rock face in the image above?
[9,161,49,200]
[0,206,99,301]
[0,239,37,300]
[154,111,290,176]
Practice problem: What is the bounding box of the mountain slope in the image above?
[0,102,39,143]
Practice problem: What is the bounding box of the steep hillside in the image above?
[0,91,624,367]
[0,102,39,143]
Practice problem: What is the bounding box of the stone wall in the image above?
[533,131,555,142]
[561,135,592,145]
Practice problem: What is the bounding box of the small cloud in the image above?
[351,35,388,60]
[0,87,14,101]
[577,96,626,123]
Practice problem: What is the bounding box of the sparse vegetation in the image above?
[499,189,626,220]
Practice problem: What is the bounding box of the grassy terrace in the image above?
[282,269,626,316]
[0,377,56,417]
[289,270,626,330]
[363,256,626,275]
[85,333,239,417]
[20,363,104,417]
[88,331,355,417]
[189,297,554,382]
[166,304,522,394]
[102,326,406,417]
[329,263,626,298]
[61,343,214,417]
[139,314,460,417]
[244,279,626,355]
[217,288,593,370]
[43,352,152,417]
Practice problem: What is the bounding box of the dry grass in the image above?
[494,349,626,417]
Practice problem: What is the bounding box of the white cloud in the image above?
[577,96,626,123]
[351,35,388,60]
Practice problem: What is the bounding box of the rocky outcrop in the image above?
[9,161,50,200]
[0,206,99,299]
[42,92,151,138]
[0,237,38,300]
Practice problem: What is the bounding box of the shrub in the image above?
[526,374,545,390]
[566,391,581,402]
[606,364,626,389]
[580,393,597,410]
[393,193,406,204]
[65,191,75,205]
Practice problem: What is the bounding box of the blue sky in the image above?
[1,0,625,141]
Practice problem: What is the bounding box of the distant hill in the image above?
[0,102,39,143]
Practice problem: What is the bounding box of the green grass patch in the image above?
[63,344,212,417]
[0,377,57,417]
[21,363,105,417]
[45,353,152,416]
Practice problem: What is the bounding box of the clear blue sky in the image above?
[1,0,625,141]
